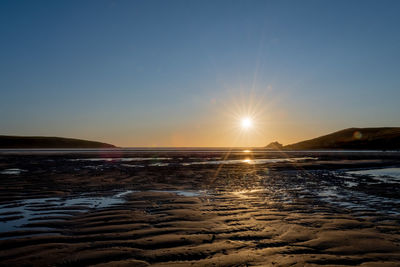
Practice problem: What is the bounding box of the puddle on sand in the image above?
[316,185,400,215]
[149,163,170,167]
[0,189,206,236]
[149,190,205,197]
[121,164,144,168]
[0,168,27,175]
[347,167,400,183]
[0,190,134,234]
[343,180,358,187]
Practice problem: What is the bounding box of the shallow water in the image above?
[347,167,400,183]
[1,159,400,238]
[149,190,205,197]
[181,157,317,166]
[70,157,172,162]
[149,162,170,167]
[2,148,399,155]
[317,186,400,215]
[120,163,145,168]
[0,189,206,235]
[306,169,400,215]
[0,191,133,233]
[71,156,318,168]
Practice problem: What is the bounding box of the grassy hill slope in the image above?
[0,135,116,148]
[283,127,400,150]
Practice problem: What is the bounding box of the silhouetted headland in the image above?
[281,127,400,150]
[0,135,116,148]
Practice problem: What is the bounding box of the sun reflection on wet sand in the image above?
[242,158,252,164]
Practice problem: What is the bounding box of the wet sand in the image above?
[0,151,400,266]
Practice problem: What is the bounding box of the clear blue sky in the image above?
[1,0,399,147]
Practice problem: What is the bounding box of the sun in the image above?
[241,117,253,129]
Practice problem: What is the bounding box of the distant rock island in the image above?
[265,141,283,150]
[273,127,400,150]
[0,135,116,149]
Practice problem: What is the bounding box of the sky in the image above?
[1,0,400,147]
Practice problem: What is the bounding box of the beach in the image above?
[0,150,400,266]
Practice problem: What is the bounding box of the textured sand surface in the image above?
[0,152,399,266]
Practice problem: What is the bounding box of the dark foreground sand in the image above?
[0,151,399,266]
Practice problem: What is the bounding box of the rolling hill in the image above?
[283,127,400,150]
[0,135,116,149]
